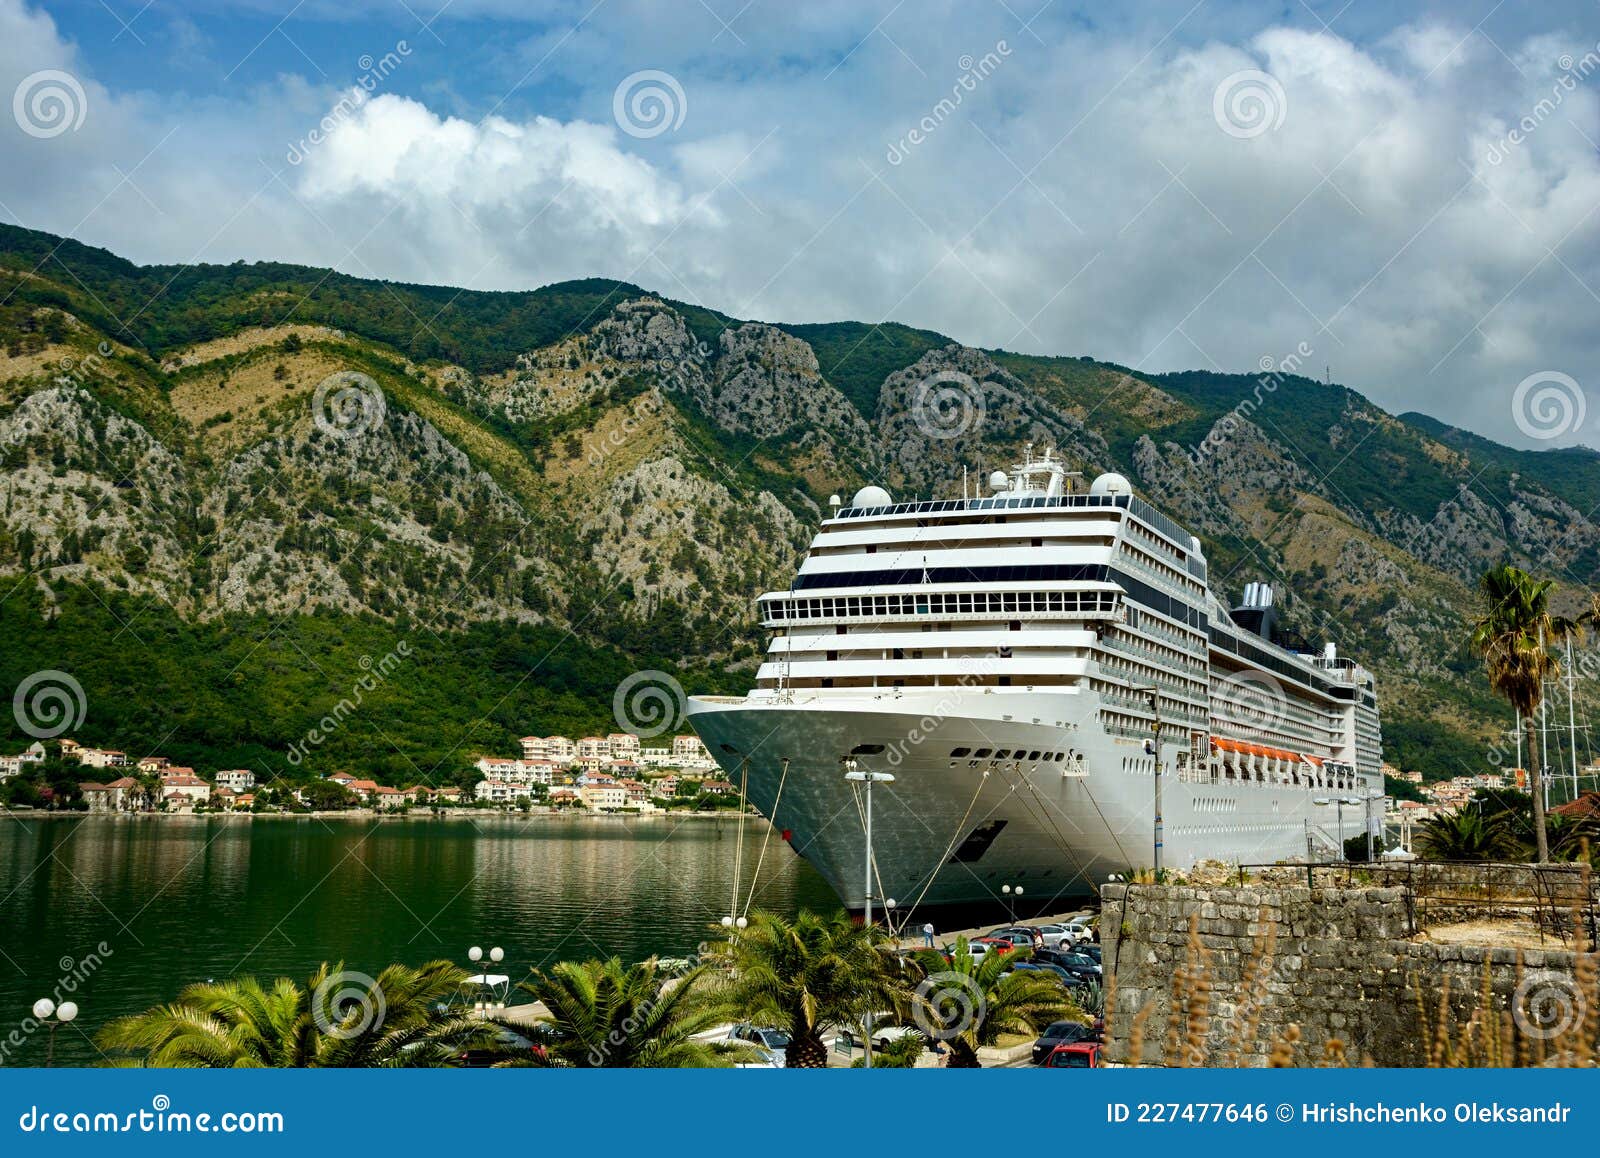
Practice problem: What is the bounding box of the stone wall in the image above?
[1100,882,1587,1066]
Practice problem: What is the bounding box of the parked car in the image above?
[835,1015,922,1053]
[1072,943,1102,964]
[1060,918,1096,945]
[970,937,1017,954]
[1010,961,1078,986]
[728,1024,791,1065]
[1043,1041,1101,1068]
[1032,948,1100,980]
[1034,923,1073,948]
[942,940,992,964]
[989,926,1047,948]
[1031,1019,1096,1064]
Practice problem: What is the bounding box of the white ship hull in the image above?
[687,687,1346,912]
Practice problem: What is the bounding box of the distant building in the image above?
[214,769,256,792]
[80,749,129,770]
[579,783,626,811]
[607,733,641,759]
[576,737,608,761]
[672,735,709,761]
[137,756,169,774]
[0,741,45,779]
[520,736,576,763]
[372,786,407,809]
[79,782,116,813]
[161,774,211,807]
[474,780,520,804]
[105,776,146,812]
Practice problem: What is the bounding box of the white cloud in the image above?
[3,0,1600,451]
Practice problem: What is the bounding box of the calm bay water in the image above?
[0,814,838,1066]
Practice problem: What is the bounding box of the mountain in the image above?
[1,223,1596,785]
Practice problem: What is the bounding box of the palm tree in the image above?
[508,957,729,1068]
[908,937,1081,1068]
[1413,808,1522,862]
[98,961,490,1067]
[1469,564,1580,863]
[705,909,899,1068]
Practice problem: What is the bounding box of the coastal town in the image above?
[0,732,729,815]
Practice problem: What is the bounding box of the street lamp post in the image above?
[843,757,894,1069]
[1134,686,1163,875]
[1001,883,1024,925]
[32,998,77,1067]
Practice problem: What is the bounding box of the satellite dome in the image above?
[1189,535,1203,555]
[989,470,1009,492]
[1089,472,1131,497]
[852,484,893,508]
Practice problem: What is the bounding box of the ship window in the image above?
[866,544,877,553]
[1009,620,1022,631]
[997,646,1011,658]
[1032,538,1042,547]
[951,748,971,758]
[998,676,1012,686]
[973,748,992,758]
[959,594,973,612]
[836,625,847,635]
[1002,594,1018,612]
[1053,752,1065,762]
[851,744,885,755]
[1028,751,1041,761]
[826,650,838,661]
[994,750,1011,758]
[892,648,904,660]
[821,678,834,688]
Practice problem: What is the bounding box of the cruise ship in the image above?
[686,447,1383,914]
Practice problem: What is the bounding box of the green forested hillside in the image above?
[3,223,1599,786]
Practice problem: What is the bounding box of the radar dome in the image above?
[852,485,893,508]
[989,470,1009,492]
[1089,472,1131,497]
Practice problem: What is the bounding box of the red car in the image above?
[969,937,1017,954]
[1043,1042,1101,1068]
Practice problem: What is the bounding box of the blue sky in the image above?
[6,1,1600,449]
